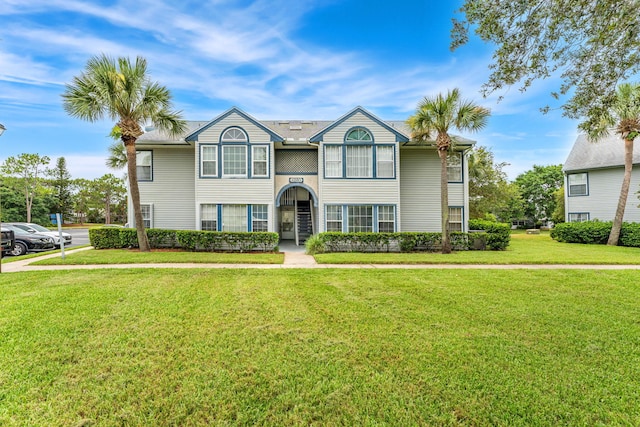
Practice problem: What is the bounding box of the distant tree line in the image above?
[0,153,126,226]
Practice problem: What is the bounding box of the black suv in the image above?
[2,224,55,256]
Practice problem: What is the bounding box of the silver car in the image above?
[6,222,72,248]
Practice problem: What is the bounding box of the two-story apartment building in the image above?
[563,133,640,223]
[130,106,474,244]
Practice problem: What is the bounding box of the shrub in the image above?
[89,227,279,252]
[550,221,611,244]
[466,220,511,250]
[305,235,325,255]
[620,223,640,247]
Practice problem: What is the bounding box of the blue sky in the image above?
[0,0,578,180]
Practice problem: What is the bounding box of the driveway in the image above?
[64,228,90,248]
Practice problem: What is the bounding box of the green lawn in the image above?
[314,232,640,264]
[30,248,284,265]
[1,269,639,425]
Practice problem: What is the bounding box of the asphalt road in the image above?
[63,228,90,248]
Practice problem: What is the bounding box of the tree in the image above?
[581,82,640,245]
[106,140,128,170]
[408,88,490,253]
[451,1,640,127]
[63,55,186,251]
[92,174,126,224]
[47,157,74,223]
[72,178,93,225]
[551,186,565,224]
[468,145,513,220]
[1,153,50,222]
[513,164,564,225]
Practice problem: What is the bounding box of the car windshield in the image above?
[28,224,51,232]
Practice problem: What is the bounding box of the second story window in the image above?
[447,152,462,182]
[324,127,395,179]
[568,173,588,196]
[136,151,152,181]
[222,145,247,177]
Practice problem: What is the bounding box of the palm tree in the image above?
[407,88,490,253]
[580,82,640,245]
[106,140,128,170]
[63,54,186,251]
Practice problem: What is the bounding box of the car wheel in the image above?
[10,242,27,257]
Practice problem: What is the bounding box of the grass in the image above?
[1,268,639,425]
[31,248,284,265]
[1,245,93,264]
[314,232,640,264]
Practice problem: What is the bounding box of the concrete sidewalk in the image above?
[3,247,640,272]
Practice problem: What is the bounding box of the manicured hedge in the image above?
[551,221,640,247]
[89,228,279,252]
[306,228,509,254]
[468,220,512,250]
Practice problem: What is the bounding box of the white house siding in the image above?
[137,147,195,229]
[565,167,640,222]
[399,148,441,231]
[194,112,273,143]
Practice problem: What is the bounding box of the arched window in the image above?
[221,127,248,142]
[345,127,372,142]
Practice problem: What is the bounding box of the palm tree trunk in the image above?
[125,139,150,252]
[607,137,634,245]
[439,148,452,254]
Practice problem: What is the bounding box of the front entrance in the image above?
[277,186,316,246]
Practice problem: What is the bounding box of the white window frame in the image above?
[252,146,269,178]
[325,205,343,232]
[568,212,590,222]
[201,204,218,231]
[136,151,152,181]
[568,173,588,196]
[222,145,247,178]
[140,204,153,228]
[252,204,268,231]
[221,127,248,142]
[447,152,462,182]
[378,206,395,232]
[222,204,248,232]
[449,207,463,232]
[200,145,218,177]
[325,145,343,178]
[346,145,373,178]
[376,146,394,178]
[348,205,373,232]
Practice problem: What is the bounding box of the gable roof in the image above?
[564,133,640,172]
[184,107,285,143]
[308,106,410,143]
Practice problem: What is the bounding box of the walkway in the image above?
[3,247,640,273]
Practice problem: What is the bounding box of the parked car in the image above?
[2,224,55,256]
[1,228,15,257]
[5,222,72,248]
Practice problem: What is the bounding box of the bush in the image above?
[550,221,640,247]
[620,223,640,247]
[305,234,325,255]
[89,227,279,252]
[466,220,511,250]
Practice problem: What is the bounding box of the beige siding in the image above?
[195,112,274,143]
[320,112,399,143]
[400,148,441,231]
[138,147,196,229]
[566,167,640,222]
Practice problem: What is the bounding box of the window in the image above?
[141,204,152,228]
[346,128,373,142]
[378,206,395,232]
[325,145,342,177]
[222,205,247,231]
[252,146,268,177]
[326,206,343,232]
[348,206,373,232]
[221,127,248,142]
[568,173,588,196]
[222,145,247,177]
[569,213,590,222]
[447,152,462,182]
[136,151,152,181]
[201,204,217,231]
[376,146,394,178]
[252,205,268,231]
[201,146,217,177]
[346,145,372,178]
[449,207,463,232]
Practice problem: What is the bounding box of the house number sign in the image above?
[289,178,304,183]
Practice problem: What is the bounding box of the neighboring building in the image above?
[130,106,475,244]
[563,133,640,223]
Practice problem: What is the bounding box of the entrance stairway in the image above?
[297,201,313,244]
